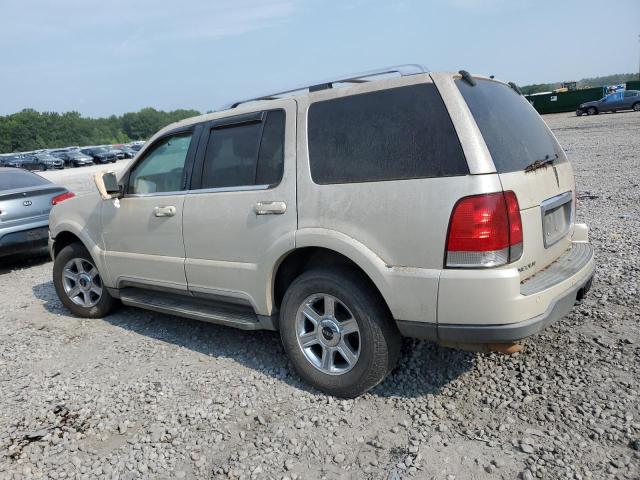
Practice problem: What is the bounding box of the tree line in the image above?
[520,72,638,95]
[0,107,201,154]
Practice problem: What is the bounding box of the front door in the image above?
[182,100,297,314]
[102,127,201,291]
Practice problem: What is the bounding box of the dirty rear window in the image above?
[457,79,562,173]
[308,83,468,184]
[0,170,49,191]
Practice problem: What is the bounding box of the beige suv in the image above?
[49,66,595,397]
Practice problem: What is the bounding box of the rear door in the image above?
[623,90,638,109]
[455,77,575,280]
[182,100,297,314]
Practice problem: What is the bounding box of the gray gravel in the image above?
[1,111,639,479]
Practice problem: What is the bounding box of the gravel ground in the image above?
[1,111,639,480]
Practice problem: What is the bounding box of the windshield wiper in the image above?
[524,154,557,173]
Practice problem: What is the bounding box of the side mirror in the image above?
[93,171,121,200]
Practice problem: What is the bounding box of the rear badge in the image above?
[518,261,536,273]
[23,200,32,206]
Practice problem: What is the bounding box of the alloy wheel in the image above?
[295,293,361,375]
[62,258,103,308]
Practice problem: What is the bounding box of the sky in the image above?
[1,0,638,117]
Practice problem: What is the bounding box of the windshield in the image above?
[456,78,561,173]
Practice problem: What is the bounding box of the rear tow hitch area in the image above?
[575,275,594,305]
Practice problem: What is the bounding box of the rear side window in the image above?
[200,110,285,189]
[307,84,468,185]
[0,170,49,190]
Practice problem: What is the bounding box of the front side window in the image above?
[200,110,285,189]
[128,132,192,194]
[307,84,468,185]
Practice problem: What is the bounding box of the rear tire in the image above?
[633,102,640,112]
[587,107,598,115]
[279,267,401,398]
[53,242,117,318]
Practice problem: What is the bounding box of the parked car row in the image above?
[0,142,145,171]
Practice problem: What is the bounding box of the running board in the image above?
[119,288,274,330]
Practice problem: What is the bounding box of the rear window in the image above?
[456,79,561,173]
[0,170,49,190]
[308,83,468,184]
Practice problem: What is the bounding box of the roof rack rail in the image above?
[220,64,428,110]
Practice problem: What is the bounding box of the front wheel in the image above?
[53,242,117,318]
[587,107,598,115]
[279,268,400,397]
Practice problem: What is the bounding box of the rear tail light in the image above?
[446,191,523,268]
[51,191,75,205]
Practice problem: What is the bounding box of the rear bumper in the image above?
[0,222,50,257]
[398,240,595,343]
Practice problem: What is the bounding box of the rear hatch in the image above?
[0,171,65,228]
[456,77,575,281]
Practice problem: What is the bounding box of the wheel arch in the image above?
[272,229,397,319]
[50,223,111,287]
[52,230,84,259]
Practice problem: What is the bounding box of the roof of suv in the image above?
[147,68,515,156]
[155,65,435,139]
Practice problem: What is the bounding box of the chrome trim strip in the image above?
[540,191,573,248]
[540,190,572,212]
[125,184,271,198]
[187,184,271,195]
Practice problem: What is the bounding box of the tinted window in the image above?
[307,84,467,185]
[457,79,561,173]
[0,170,49,190]
[256,110,285,185]
[128,133,192,194]
[201,110,285,189]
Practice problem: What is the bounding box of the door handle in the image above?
[254,201,287,215]
[154,205,176,217]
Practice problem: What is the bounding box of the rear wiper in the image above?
[524,154,557,173]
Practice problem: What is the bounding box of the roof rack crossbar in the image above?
[222,64,427,110]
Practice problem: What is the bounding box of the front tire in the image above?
[279,268,400,398]
[53,242,117,318]
[587,107,598,115]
